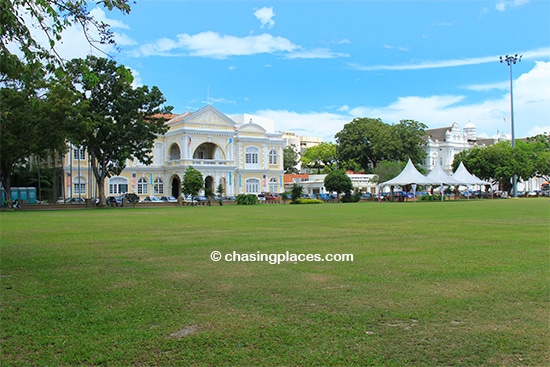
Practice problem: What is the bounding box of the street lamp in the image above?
[500,54,521,198]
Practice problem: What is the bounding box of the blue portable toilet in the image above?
[1,188,5,208]
[10,187,19,201]
[27,187,37,204]
[19,187,28,203]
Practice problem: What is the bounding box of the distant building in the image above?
[423,122,506,174]
[284,172,378,195]
[55,105,285,201]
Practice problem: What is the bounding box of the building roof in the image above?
[424,126,450,142]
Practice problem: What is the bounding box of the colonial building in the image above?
[58,105,285,201]
[423,122,506,174]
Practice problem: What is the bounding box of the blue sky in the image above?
[53,0,549,141]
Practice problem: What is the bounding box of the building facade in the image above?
[423,122,506,174]
[58,105,285,201]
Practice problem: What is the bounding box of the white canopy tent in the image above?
[379,159,433,201]
[425,161,460,202]
[452,162,490,200]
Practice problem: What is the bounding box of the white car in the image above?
[161,196,178,202]
[144,196,164,202]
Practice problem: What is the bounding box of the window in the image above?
[246,178,260,194]
[137,177,148,194]
[169,144,181,160]
[73,176,86,194]
[73,147,85,160]
[269,177,277,193]
[245,146,259,169]
[108,177,128,194]
[269,149,278,165]
[154,178,164,194]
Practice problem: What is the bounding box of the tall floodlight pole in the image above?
[500,54,521,198]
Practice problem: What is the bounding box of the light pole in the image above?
[500,54,521,198]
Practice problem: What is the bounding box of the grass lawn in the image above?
[1,199,549,366]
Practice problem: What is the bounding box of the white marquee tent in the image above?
[379,160,490,202]
[452,162,490,200]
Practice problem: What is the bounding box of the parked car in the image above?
[124,193,140,203]
[144,196,164,202]
[257,194,266,201]
[161,196,178,202]
[66,197,86,204]
[106,196,122,206]
[264,193,279,201]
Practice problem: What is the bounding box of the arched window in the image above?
[169,143,181,160]
[137,177,148,194]
[109,177,128,194]
[245,146,260,169]
[154,178,164,194]
[245,178,261,194]
[269,177,278,193]
[269,149,278,165]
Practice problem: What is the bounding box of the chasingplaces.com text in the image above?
[210,250,354,265]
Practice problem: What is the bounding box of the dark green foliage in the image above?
[182,166,204,199]
[235,194,259,205]
[335,117,426,171]
[341,192,361,202]
[283,144,300,173]
[301,142,337,173]
[324,170,353,198]
[290,184,304,204]
[64,56,170,205]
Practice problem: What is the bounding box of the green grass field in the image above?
[1,199,549,366]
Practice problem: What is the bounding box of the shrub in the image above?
[294,198,323,204]
[341,193,361,202]
[235,194,259,205]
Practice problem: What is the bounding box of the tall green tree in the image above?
[335,117,426,171]
[301,142,337,173]
[283,144,300,173]
[0,64,82,197]
[527,133,550,181]
[65,56,170,205]
[394,119,428,164]
[324,170,353,201]
[182,166,204,201]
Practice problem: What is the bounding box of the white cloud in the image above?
[496,0,529,12]
[256,62,549,141]
[351,47,550,71]
[15,7,133,61]
[463,81,508,91]
[383,44,409,52]
[255,109,351,141]
[133,31,349,60]
[286,48,349,60]
[254,7,275,29]
[137,31,297,59]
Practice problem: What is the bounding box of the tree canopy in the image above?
[64,56,170,205]
[335,117,426,172]
[0,63,83,196]
[1,0,131,80]
[324,170,353,199]
[283,144,299,174]
[452,136,550,191]
[301,142,337,173]
[182,166,204,200]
